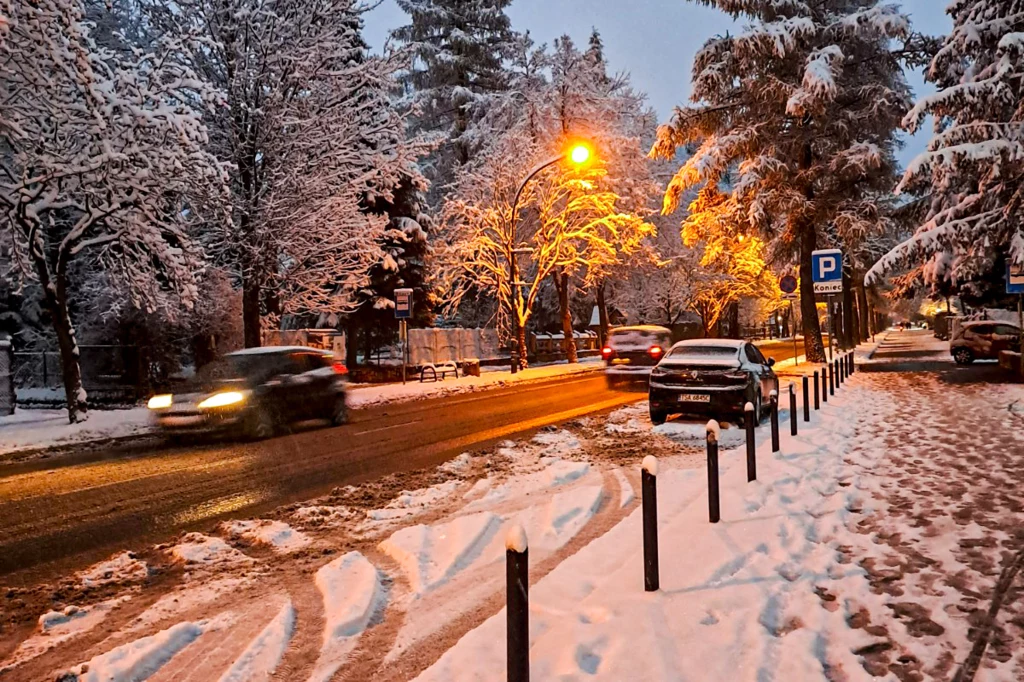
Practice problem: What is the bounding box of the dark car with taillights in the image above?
[147,347,348,441]
[601,325,673,389]
[648,339,779,425]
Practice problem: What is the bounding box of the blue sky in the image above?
[363,1,951,167]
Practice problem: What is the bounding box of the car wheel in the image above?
[330,395,349,426]
[953,347,974,365]
[246,408,276,440]
[650,406,666,426]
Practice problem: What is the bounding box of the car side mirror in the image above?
[767,358,776,367]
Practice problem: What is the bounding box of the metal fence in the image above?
[13,345,141,403]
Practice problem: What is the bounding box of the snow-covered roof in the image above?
[610,325,671,333]
[670,338,745,350]
[228,346,330,356]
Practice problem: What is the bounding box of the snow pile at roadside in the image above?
[347,358,601,409]
[414,384,891,681]
[307,552,384,682]
[291,504,355,528]
[0,406,152,456]
[120,577,251,636]
[363,479,462,523]
[221,519,312,553]
[76,551,148,588]
[167,533,254,567]
[217,600,295,682]
[0,596,132,673]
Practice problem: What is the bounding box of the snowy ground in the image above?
[3,332,1019,681]
[0,359,601,457]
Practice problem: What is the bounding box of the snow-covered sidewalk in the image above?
[414,350,1024,681]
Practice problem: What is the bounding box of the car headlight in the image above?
[197,391,247,409]
[148,394,173,410]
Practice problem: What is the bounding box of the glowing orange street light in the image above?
[569,143,592,165]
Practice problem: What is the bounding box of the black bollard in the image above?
[789,383,798,436]
[641,456,659,592]
[506,525,529,682]
[707,421,721,523]
[834,359,841,387]
[849,352,855,375]
[840,355,846,382]
[813,370,820,410]
[829,361,835,396]
[770,390,780,453]
[744,402,756,482]
[802,375,810,422]
[822,365,828,403]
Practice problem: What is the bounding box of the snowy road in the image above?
[0,373,639,584]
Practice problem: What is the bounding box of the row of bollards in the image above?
[506,351,859,679]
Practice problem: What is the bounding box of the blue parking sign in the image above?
[811,249,843,294]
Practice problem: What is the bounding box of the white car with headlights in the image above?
[147,347,348,440]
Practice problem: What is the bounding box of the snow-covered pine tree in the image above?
[868,1,1024,294]
[652,0,920,361]
[0,0,224,423]
[392,0,519,199]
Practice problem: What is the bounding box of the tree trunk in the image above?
[723,301,739,338]
[516,322,528,370]
[39,267,87,423]
[345,320,358,368]
[856,279,870,341]
[556,272,578,363]
[596,281,610,348]
[242,273,261,349]
[842,270,856,349]
[798,225,826,362]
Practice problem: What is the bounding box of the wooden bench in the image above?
[420,361,459,382]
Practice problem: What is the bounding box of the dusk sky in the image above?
[362,1,951,167]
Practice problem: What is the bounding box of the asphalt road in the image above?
[0,371,639,584]
[0,338,816,585]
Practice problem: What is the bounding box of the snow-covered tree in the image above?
[652,0,922,360]
[0,0,224,422]
[137,0,423,346]
[868,1,1024,294]
[392,0,518,198]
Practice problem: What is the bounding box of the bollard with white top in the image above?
[706,421,721,523]
[641,456,659,592]
[506,524,529,682]
[802,375,810,422]
[744,402,756,482]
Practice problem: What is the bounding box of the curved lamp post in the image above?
[508,143,593,373]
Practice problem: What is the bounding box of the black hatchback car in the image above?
[147,347,348,440]
[648,339,779,425]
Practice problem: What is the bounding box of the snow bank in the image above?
[217,600,295,682]
[221,520,311,553]
[168,533,254,567]
[364,480,461,523]
[76,551,148,589]
[61,620,211,682]
[120,577,251,636]
[611,468,635,508]
[291,505,354,528]
[0,406,152,455]
[308,552,383,682]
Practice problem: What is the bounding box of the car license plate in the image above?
[678,394,710,403]
[612,358,631,365]
[161,415,205,427]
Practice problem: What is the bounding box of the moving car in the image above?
[601,325,672,388]
[951,321,1021,364]
[648,339,779,425]
[147,347,348,440]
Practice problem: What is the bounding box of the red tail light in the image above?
[601,346,613,357]
[649,345,664,358]
[332,362,349,375]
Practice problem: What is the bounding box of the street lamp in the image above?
[507,142,595,373]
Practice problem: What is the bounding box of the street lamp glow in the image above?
[569,144,592,165]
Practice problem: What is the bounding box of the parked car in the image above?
[601,325,672,389]
[147,347,348,440]
[951,321,1021,364]
[648,339,779,425]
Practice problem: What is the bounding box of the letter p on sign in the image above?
[811,249,843,283]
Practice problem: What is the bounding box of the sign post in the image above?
[1007,264,1024,377]
[779,275,799,365]
[812,249,843,362]
[395,288,413,385]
